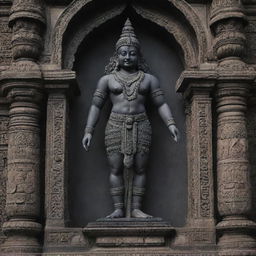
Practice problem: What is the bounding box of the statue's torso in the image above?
[107,72,152,114]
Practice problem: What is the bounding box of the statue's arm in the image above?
[82,75,109,150]
[150,75,180,142]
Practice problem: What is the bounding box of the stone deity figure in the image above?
[82,19,180,219]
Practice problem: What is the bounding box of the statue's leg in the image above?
[106,152,125,218]
[131,152,152,218]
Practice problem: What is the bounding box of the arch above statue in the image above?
[50,0,209,70]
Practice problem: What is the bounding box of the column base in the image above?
[217,216,256,250]
[1,219,42,254]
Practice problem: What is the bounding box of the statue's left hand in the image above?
[169,125,180,142]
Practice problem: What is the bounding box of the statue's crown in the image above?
[116,19,140,50]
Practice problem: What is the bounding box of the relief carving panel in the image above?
[6,129,40,217]
[45,93,68,226]
[189,94,214,224]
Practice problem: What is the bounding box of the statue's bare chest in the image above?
[108,72,150,100]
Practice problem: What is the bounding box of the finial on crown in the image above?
[115,19,140,50]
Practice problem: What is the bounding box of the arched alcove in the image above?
[68,14,187,227]
[51,0,208,69]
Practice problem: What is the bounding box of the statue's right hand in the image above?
[82,133,92,151]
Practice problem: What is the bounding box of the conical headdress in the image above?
[116,19,140,50]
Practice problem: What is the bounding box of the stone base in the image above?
[83,218,175,248]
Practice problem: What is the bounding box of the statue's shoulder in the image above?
[97,74,111,90]
[143,73,159,84]
[98,74,111,84]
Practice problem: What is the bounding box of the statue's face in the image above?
[117,45,138,70]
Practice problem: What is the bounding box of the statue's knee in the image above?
[110,168,123,176]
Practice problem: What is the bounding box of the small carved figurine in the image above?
[82,19,180,219]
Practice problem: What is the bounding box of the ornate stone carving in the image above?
[245,16,256,64]
[45,93,68,226]
[133,0,208,66]
[0,0,46,253]
[190,96,214,220]
[0,16,12,68]
[0,101,9,245]
[9,0,45,61]
[44,228,90,250]
[213,19,246,60]
[176,78,216,245]
[210,0,256,252]
[210,0,248,70]
[63,4,126,69]
[210,0,245,25]
[215,83,256,251]
[51,0,207,68]
[247,92,256,221]
[0,84,43,253]
[11,19,44,60]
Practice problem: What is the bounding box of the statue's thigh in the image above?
[134,152,149,173]
[107,152,124,173]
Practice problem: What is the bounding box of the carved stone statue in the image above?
[82,19,180,219]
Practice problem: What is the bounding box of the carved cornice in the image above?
[176,68,256,99]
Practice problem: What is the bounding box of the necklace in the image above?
[113,70,145,101]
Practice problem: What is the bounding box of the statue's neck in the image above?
[119,67,138,75]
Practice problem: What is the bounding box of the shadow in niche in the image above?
[68,14,187,227]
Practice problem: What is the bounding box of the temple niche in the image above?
[0,0,256,256]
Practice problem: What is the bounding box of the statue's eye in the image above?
[130,52,136,56]
[120,51,127,56]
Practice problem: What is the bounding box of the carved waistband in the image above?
[109,112,148,123]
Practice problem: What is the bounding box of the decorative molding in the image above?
[45,93,68,227]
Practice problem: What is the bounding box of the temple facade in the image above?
[0,0,256,255]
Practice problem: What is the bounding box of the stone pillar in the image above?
[45,90,69,228]
[43,71,77,252]
[0,0,45,254]
[210,0,256,254]
[176,76,216,247]
[0,99,9,245]
[188,85,215,227]
[247,84,256,222]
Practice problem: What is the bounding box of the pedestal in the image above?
[83,218,175,248]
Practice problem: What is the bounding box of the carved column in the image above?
[247,84,256,222]
[176,75,216,247]
[0,99,9,245]
[0,0,45,254]
[210,0,256,254]
[43,71,78,252]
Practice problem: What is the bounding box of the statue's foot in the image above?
[131,209,153,218]
[106,209,124,219]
